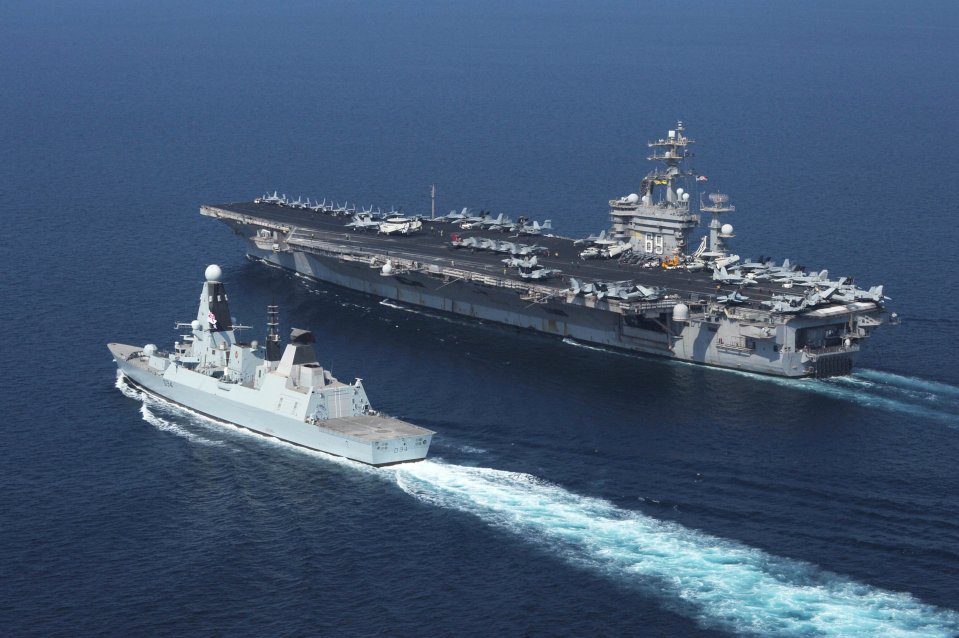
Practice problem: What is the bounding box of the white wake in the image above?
[561,339,959,425]
[395,461,959,637]
[114,372,959,635]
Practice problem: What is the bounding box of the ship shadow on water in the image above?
[236,259,959,431]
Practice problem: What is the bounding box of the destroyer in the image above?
[109,265,433,465]
[202,122,897,378]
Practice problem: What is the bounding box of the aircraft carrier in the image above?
[201,122,897,378]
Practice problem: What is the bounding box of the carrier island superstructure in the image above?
[201,123,896,378]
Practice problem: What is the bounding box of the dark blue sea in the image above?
[3,1,959,636]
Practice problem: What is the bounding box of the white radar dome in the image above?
[682,192,690,201]
[191,319,201,331]
[626,193,640,204]
[381,260,394,276]
[641,195,650,204]
[250,340,259,349]
[676,188,684,197]
[205,264,222,282]
[721,223,734,235]
[143,344,157,357]
[672,303,689,322]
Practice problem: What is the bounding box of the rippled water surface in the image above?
[2,1,958,636]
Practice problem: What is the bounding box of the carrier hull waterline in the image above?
[232,244,873,378]
[109,266,433,466]
[202,123,895,378]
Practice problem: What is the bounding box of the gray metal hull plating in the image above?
[115,355,430,466]
[244,240,845,377]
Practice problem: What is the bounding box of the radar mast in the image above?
[700,192,736,255]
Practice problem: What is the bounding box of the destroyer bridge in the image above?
[201,123,896,378]
[110,265,434,466]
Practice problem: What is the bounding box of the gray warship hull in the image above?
[110,342,432,466]
[202,123,894,379]
[202,203,886,378]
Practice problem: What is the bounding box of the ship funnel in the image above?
[274,327,321,380]
[285,329,318,363]
[290,328,315,344]
[266,301,281,362]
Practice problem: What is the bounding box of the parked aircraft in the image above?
[346,213,382,231]
[379,216,423,236]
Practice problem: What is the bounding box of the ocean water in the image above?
[2,1,959,636]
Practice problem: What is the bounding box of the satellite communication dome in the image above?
[191,319,201,331]
[721,223,734,235]
[672,303,690,322]
[143,344,157,357]
[676,188,684,197]
[626,193,640,204]
[682,193,690,201]
[251,340,259,349]
[641,195,650,204]
[381,260,394,276]
[205,264,222,282]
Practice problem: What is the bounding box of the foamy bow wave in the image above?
[138,404,224,447]
[115,372,144,400]
[115,373,392,468]
[395,461,959,637]
[378,297,470,326]
[116,373,223,447]
[561,337,631,357]
[379,299,405,310]
[248,254,283,270]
